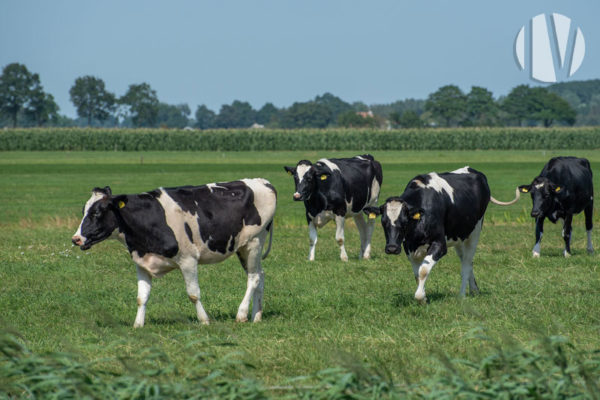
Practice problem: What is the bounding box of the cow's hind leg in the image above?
[562,214,573,257]
[334,215,348,262]
[179,257,210,325]
[456,219,482,297]
[236,234,265,322]
[134,265,152,328]
[353,214,368,259]
[585,202,593,254]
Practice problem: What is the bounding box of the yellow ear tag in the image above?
[287,170,292,175]
[521,188,528,193]
[320,174,327,180]
[555,186,561,192]
[118,201,125,209]
[412,212,421,220]
[368,212,376,220]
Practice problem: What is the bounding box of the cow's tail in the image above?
[490,187,521,206]
[262,221,274,260]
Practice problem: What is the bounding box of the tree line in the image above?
[1,62,596,129]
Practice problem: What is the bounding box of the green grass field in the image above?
[1,150,599,397]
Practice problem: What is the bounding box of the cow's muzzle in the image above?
[385,244,402,254]
[72,235,83,246]
[293,192,303,201]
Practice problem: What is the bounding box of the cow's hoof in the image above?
[416,297,427,305]
[587,248,594,255]
[236,315,248,323]
[532,251,540,258]
[133,323,143,329]
[200,319,210,325]
[252,312,262,322]
[563,250,571,258]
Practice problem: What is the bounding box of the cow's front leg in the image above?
[134,265,152,328]
[562,214,573,257]
[236,236,264,322]
[334,215,348,261]
[415,242,445,304]
[308,221,318,261]
[179,258,209,325]
[533,217,544,257]
[585,202,593,254]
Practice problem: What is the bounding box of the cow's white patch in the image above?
[317,158,340,173]
[296,164,312,184]
[368,177,381,206]
[535,183,545,189]
[452,166,470,174]
[417,173,455,203]
[385,201,403,225]
[74,191,106,241]
[354,156,366,160]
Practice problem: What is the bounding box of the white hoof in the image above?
[532,251,540,258]
[563,250,571,258]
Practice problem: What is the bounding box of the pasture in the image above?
[1,150,599,397]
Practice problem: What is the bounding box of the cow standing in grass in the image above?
[72,179,276,327]
[284,155,383,261]
[365,166,519,303]
[519,156,593,257]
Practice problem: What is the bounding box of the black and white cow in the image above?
[364,166,519,303]
[518,156,593,258]
[71,179,277,327]
[284,155,383,261]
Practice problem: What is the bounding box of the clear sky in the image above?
[1,0,598,118]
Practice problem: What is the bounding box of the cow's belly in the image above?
[196,224,264,264]
[131,251,177,278]
[311,210,335,227]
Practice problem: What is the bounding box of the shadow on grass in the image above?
[391,290,488,307]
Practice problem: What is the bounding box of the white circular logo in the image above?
[514,13,585,83]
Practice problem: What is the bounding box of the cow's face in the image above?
[284,161,315,201]
[72,187,119,250]
[364,199,422,255]
[519,177,563,218]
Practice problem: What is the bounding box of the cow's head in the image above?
[364,198,423,255]
[72,186,121,250]
[519,177,563,219]
[284,160,316,201]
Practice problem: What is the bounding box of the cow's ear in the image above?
[284,166,295,176]
[104,186,112,196]
[518,185,531,193]
[408,207,424,221]
[363,206,381,220]
[110,195,128,210]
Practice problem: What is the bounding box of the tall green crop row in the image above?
[1,127,599,151]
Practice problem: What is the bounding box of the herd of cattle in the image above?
[71,155,594,326]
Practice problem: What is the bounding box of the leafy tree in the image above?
[397,110,423,128]
[215,100,255,128]
[280,101,332,128]
[337,110,377,128]
[370,99,425,119]
[465,86,498,126]
[25,89,59,126]
[194,105,216,129]
[314,92,352,122]
[120,83,159,127]
[529,88,576,127]
[69,76,116,126]
[156,103,191,128]
[0,63,40,127]
[501,85,533,126]
[256,102,280,126]
[425,85,467,127]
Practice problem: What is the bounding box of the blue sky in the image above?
[1,0,598,118]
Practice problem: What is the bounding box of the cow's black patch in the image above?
[184,222,193,243]
[165,181,262,254]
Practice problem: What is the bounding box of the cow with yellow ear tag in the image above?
[519,156,594,258]
[284,154,383,261]
[365,166,517,304]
